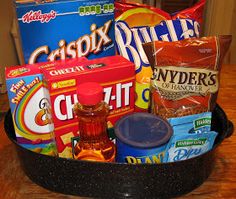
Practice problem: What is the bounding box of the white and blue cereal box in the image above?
[5,63,56,155]
[14,0,115,64]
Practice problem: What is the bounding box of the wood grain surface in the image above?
[0,64,235,199]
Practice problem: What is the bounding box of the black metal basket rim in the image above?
[4,112,234,167]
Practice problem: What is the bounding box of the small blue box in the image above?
[15,0,115,64]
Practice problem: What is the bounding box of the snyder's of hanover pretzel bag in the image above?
[143,36,232,119]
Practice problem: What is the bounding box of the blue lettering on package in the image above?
[15,0,115,64]
[115,19,200,73]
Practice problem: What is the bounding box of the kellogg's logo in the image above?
[22,10,57,23]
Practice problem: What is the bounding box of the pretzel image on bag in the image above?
[143,36,232,118]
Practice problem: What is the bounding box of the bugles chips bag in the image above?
[115,0,206,112]
[143,35,232,119]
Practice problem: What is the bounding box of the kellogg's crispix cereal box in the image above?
[15,0,115,64]
[5,63,56,155]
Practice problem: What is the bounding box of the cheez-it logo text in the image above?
[22,10,57,23]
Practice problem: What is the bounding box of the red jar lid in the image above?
[77,82,103,105]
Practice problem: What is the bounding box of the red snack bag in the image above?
[171,0,206,24]
[143,36,232,118]
[115,0,206,26]
[115,1,170,27]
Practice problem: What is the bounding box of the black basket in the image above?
[4,104,234,198]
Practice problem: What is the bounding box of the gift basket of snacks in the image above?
[4,0,234,198]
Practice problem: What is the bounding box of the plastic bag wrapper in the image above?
[115,0,205,25]
[143,36,232,119]
[115,0,171,27]
[163,131,217,162]
[115,0,206,112]
[164,112,217,163]
[168,112,212,134]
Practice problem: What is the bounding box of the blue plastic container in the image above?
[114,113,173,164]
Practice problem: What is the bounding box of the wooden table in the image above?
[0,64,236,199]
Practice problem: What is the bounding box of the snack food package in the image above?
[115,0,206,25]
[168,112,212,134]
[5,57,88,155]
[14,0,115,64]
[164,131,217,162]
[115,0,171,27]
[115,0,206,111]
[41,55,135,158]
[5,63,56,155]
[171,0,206,25]
[143,36,232,118]
[164,112,217,163]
